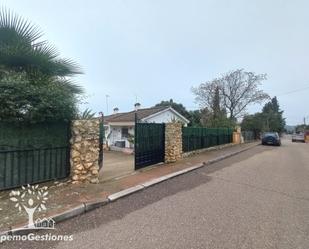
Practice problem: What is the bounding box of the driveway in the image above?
[99,150,134,182]
[5,138,309,249]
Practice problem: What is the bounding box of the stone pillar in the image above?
[233,126,243,144]
[233,132,241,144]
[70,119,100,184]
[165,123,182,163]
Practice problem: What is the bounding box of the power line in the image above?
[277,85,309,97]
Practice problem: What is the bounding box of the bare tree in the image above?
[192,80,221,113]
[192,69,269,120]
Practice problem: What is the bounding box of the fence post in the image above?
[70,119,100,184]
[233,126,242,144]
[165,123,182,163]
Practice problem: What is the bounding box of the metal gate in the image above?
[98,120,104,170]
[0,122,71,190]
[135,123,165,170]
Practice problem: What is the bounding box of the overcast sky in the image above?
[3,0,309,125]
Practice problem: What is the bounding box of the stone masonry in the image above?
[70,119,100,184]
[233,126,242,144]
[165,123,182,163]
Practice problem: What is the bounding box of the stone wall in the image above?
[165,123,182,163]
[70,119,100,184]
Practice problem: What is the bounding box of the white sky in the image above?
[3,0,309,125]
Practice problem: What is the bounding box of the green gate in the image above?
[99,120,104,170]
[0,122,70,190]
[135,123,165,170]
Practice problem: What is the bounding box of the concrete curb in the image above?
[141,165,202,188]
[84,198,109,212]
[108,185,144,202]
[3,143,258,235]
[52,204,86,223]
[141,175,170,187]
[0,230,9,237]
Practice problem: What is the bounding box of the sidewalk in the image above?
[0,142,258,233]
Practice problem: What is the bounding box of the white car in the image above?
[292,133,305,143]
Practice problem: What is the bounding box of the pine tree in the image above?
[262,97,285,133]
[212,86,221,119]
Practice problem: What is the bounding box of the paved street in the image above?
[6,138,309,249]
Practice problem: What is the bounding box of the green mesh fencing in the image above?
[242,131,257,142]
[0,121,70,190]
[182,127,233,152]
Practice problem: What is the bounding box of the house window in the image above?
[121,127,129,138]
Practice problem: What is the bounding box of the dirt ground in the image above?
[99,150,134,182]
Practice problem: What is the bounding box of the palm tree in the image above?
[78,108,96,119]
[0,8,84,122]
[0,8,83,93]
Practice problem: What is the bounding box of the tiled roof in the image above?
[104,106,168,123]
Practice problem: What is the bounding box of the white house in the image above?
[104,103,190,149]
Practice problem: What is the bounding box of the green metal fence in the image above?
[0,122,70,190]
[242,131,257,142]
[182,127,233,153]
[99,121,104,170]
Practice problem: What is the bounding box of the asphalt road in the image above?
[5,138,309,249]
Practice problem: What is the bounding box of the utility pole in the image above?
[304,116,309,125]
[300,116,309,133]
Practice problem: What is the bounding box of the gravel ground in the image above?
[3,138,309,249]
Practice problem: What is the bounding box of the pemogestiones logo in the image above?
[0,184,74,243]
[9,184,55,230]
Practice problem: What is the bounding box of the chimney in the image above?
[113,107,119,114]
[134,103,141,111]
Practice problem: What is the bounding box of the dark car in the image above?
[261,132,281,146]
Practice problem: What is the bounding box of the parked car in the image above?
[292,132,305,143]
[261,132,281,146]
